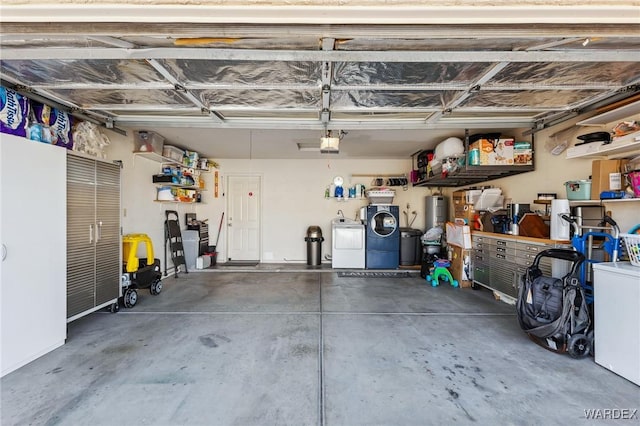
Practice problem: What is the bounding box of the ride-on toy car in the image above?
[121,233,163,308]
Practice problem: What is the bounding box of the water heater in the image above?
[425,195,448,231]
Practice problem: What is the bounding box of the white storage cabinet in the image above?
[1,134,67,377]
[67,152,121,321]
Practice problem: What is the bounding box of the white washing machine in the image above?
[331,219,366,269]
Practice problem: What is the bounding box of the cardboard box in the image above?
[469,138,515,165]
[454,204,476,226]
[450,246,472,288]
[514,141,533,165]
[446,222,472,249]
[469,139,495,165]
[453,189,480,205]
[453,190,465,204]
[591,159,628,199]
[492,138,515,165]
[452,190,479,226]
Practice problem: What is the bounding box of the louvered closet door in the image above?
[67,155,97,318]
[95,161,120,305]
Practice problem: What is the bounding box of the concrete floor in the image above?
[2,266,638,425]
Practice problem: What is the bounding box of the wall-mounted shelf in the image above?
[577,100,640,127]
[133,151,212,172]
[154,200,203,204]
[155,181,202,203]
[413,165,534,188]
[569,198,640,207]
[565,131,640,160]
[350,173,409,187]
[411,129,535,188]
[532,199,552,219]
[155,183,201,190]
[350,173,406,178]
[134,151,180,165]
[325,196,365,202]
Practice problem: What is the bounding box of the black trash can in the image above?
[400,228,423,266]
[305,226,324,266]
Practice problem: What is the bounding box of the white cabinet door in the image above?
[0,134,66,377]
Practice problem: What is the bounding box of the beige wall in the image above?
[106,132,439,265]
[445,111,640,233]
[105,104,639,268]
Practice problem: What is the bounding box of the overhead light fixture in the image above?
[320,130,341,154]
[320,136,340,153]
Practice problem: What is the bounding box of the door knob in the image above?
[1,244,6,261]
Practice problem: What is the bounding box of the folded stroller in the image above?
[516,249,592,358]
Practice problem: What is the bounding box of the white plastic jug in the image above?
[550,199,570,240]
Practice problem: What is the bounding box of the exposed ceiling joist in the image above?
[3,47,638,62]
[112,115,537,130]
[1,22,639,39]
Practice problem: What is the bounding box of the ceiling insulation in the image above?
[0,20,638,158]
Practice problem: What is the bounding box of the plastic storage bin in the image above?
[182,230,200,271]
[162,145,184,162]
[366,190,395,205]
[564,180,591,200]
[134,131,164,154]
[621,233,640,267]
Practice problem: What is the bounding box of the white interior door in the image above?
[227,175,261,261]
